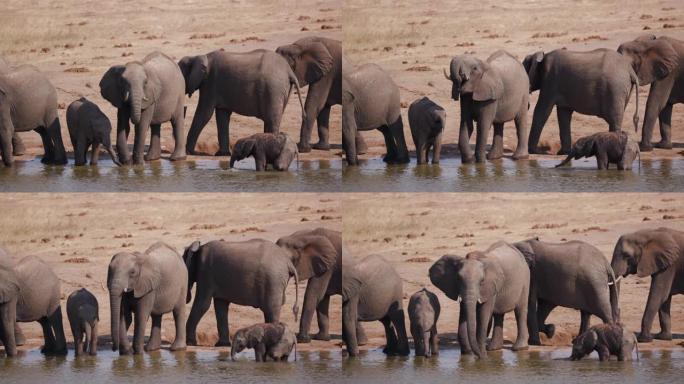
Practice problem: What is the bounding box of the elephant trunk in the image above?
[230,336,240,361]
[465,295,481,358]
[130,86,143,125]
[110,291,122,351]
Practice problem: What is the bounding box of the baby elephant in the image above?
[66,288,99,356]
[571,324,638,361]
[66,97,121,166]
[229,133,298,171]
[231,322,297,362]
[409,97,445,164]
[555,131,639,170]
[408,288,440,357]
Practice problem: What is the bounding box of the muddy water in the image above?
[0,158,342,192]
[342,348,684,383]
[0,349,340,383]
[343,157,684,192]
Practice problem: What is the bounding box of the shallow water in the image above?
[343,157,684,192]
[0,349,341,384]
[0,158,341,192]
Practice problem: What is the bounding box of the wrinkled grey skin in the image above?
[429,242,530,359]
[178,50,304,156]
[618,35,684,151]
[107,242,187,355]
[524,48,639,155]
[229,133,298,171]
[570,324,638,361]
[445,50,530,163]
[555,131,640,170]
[611,227,684,342]
[0,65,67,165]
[0,58,26,157]
[0,249,19,357]
[183,239,299,347]
[13,255,67,355]
[408,288,440,357]
[100,51,187,165]
[276,36,340,152]
[231,322,296,362]
[66,288,99,356]
[343,62,409,165]
[342,253,409,357]
[409,97,445,165]
[66,97,121,167]
[276,228,341,343]
[513,238,619,345]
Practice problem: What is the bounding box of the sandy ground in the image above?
[343,193,684,353]
[343,0,684,162]
[0,193,342,353]
[0,0,341,164]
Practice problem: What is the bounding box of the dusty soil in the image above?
[343,193,684,353]
[0,0,341,164]
[0,193,342,353]
[343,0,684,162]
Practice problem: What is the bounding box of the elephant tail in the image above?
[630,70,639,133]
[293,333,298,362]
[106,144,122,167]
[633,332,640,361]
[607,267,620,323]
[288,70,306,123]
[287,261,300,322]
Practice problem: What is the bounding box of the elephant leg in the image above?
[12,133,25,156]
[355,132,368,155]
[90,142,101,165]
[50,308,68,354]
[145,124,162,161]
[254,152,267,172]
[391,309,410,356]
[214,109,231,156]
[556,107,573,155]
[487,122,505,160]
[115,108,132,164]
[422,330,431,357]
[596,151,609,170]
[342,298,359,356]
[133,298,153,354]
[655,103,673,149]
[430,326,439,356]
[254,343,267,362]
[640,79,674,151]
[487,313,504,351]
[356,322,368,346]
[263,300,282,323]
[528,93,555,154]
[313,105,332,150]
[118,307,133,355]
[379,125,396,163]
[389,117,409,164]
[597,345,610,361]
[537,300,556,338]
[432,133,442,164]
[186,96,215,155]
[299,276,330,343]
[513,107,529,159]
[132,112,153,165]
[73,138,88,166]
[186,287,212,346]
[14,323,25,346]
[380,316,398,355]
[38,317,56,354]
[46,114,67,164]
[512,301,530,351]
[459,115,475,163]
[83,322,91,355]
[89,321,98,355]
[477,301,495,357]
[474,102,496,163]
[458,301,472,354]
[313,295,331,341]
[579,310,591,335]
[411,324,424,356]
[35,126,54,165]
[655,295,673,340]
[170,301,187,351]
[145,314,162,352]
[416,139,427,164]
[527,288,541,345]
[71,321,83,357]
[0,125,13,166]
[214,299,231,346]
[0,301,17,357]
[169,104,187,161]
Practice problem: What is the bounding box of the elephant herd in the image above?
[0,227,341,362]
[343,34,683,171]
[0,36,342,171]
[342,227,684,362]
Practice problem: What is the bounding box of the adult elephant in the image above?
[183,239,299,347]
[342,62,409,165]
[100,51,187,165]
[178,50,305,156]
[0,65,67,165]
[107,242,187,355]
[523,48,639,155]
[276,227,341,343]
[444,50,530,163]
[0,58,26,157]
[618,35,684,151]
[342,253,409,357]
[611,227,684,342]
[0,249,19,357]
[276,36,340,152]
[429,242,529,359]
[513,238,619,345]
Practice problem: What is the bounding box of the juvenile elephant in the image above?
[231,322,296,362]
[66,97,121,166]
[0,249,19,357]
[66,288,99,356]
[0,65,67,165]
[276,228,341,343]
[429,242,530,358]
[107,242,187,355]
[524,48,639,154]
[178,50,304,156]
[342,62,409,165]
[342,253,409,356]
[618,35,684,151]
[276,36,340,152]
[229,133,298,171]
[555,131,640,170]
[611,227,684,342]
[408,288,440,357]
[570,324,638,361]
[100,51,187,165]
[408,97,445,165]
[183,239,299,347]
[513,238,619,345]
[0,57,27,157]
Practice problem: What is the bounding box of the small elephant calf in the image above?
[229,133,298,171]
[408,288,440,357]
[231,322,297,362]
[66,97,121,166]
[555,131,639,170]
[409,97,445,164]
[66,288,99,356]
[571,324,638,361]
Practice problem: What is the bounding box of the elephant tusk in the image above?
[477,298,483,304]
[443,68,452,81]
[123,287,132,293]
[608,276,622,286]
[124,91,130,102]
[456,296,462,303]
[142,96,149,102]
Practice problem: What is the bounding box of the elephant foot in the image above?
[144,343,161,352]
[119,347,133,356]
[486,342,503,351]
[395,155,410,164]
[186,337,198,346]
[528,147,545,155]
[639,142,653,152]
[144,154,161,162]
[654,331,673,340]
[169,153,187,161]
[214,149,231,157]
[88,351,97,356]
[512,151,529,160]
[461,155,475,164]
[297,142,312,153]
[312,332,331,342]
[312,141,331,151]
[170,341,187,351]
[214,339,231,347]
[15,335,26,346]
[13,146,25,157]
[543,324,555,338]
[297,333,312,343]
[382,153,394,163]
[654,140,673,150]
[41,156,51,164]
[511,342,529,351]
[397,346,410,356]
[637,332,653,342]
[486,151,504,161]
[528,337,542,346]
[556,148,570,156]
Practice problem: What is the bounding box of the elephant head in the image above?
[444,55,503,101]
[230,327,254,360]
[106,252,161,351]
[182,241,203,304]
[522,51,546,92]
[570,328,598,360]
[276,38,335,87]
[618,36,679,86]
[276,230,338,281]
[99,62,160,125]
[229,136,257,168]
[0,250,19,356]
[178,54,209,97]
[429,254,464,302]
[611,228,681,279]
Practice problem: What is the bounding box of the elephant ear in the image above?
[99,65,126,108]
[235,137,256,159]
[575,135,597,159]
[580,330,598,351]
[523,51,544,90]
[472,65,504,102]
[0,269,19,303]
[294,235,338,280]
[479,258,504,303]
[637,230,680,277]
[246,326,265,348]
[636,39,678,85]
[299,41,334,87]
[180,55,209,96]
[142,67,160,109]
[342,263,363,301]
[133,256,162,298]
[428,255,462,301]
